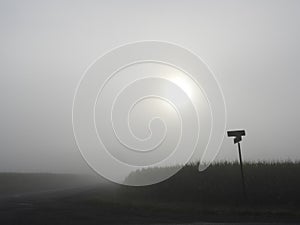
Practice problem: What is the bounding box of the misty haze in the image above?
[0,0,299,224]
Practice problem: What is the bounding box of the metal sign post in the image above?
[227,130,247,200]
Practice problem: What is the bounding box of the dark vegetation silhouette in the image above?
[1,162,300,224]
[122,161,300,207]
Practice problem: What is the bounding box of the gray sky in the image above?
[0,0,299,174]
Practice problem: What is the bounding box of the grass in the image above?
[121,161,300,208]
[1,162,300,224]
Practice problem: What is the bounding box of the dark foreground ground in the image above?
[0,162,299,225]
[0,184,299,225]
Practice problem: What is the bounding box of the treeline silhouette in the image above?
[121,161,300,207]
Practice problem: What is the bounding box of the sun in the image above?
[168,75,195,99]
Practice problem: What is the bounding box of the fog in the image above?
[0,0,299,176]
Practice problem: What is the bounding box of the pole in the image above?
[237,142,247,200]
[227,130,247,200]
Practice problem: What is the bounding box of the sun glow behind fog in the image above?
[162,69,203,109]
[169,75,195,99]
